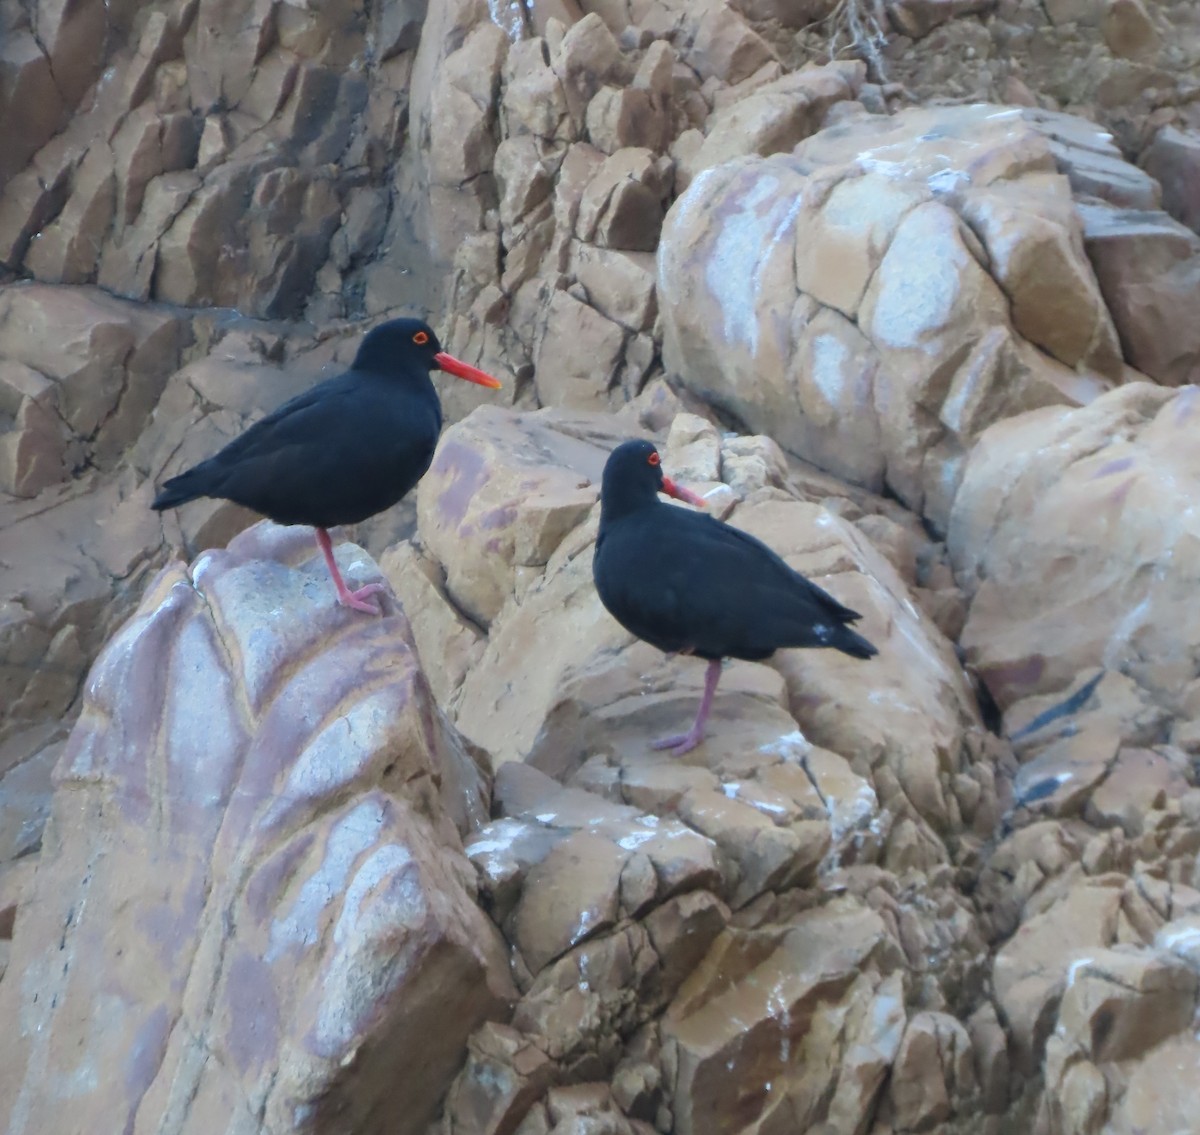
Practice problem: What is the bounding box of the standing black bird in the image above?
[593,439,879,754]
[152,317,502,613]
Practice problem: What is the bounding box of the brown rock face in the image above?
[950,383,1200,716]
[0,523,513,1134]
[1140,126,1200,235]
[7,2,1200,1133]
[0,283,186,489]
[659,103,1151,530]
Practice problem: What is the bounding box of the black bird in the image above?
[153,317,502,613]
[593,439,878,754]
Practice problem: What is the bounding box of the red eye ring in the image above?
[647,451,661,467]
[413,330,430,345]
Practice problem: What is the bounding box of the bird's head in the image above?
[599,439,708,520]
[353,318,502,388]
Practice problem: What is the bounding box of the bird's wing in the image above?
[694,515,867,622]
[198,377,356,474]
[597,507,864,658]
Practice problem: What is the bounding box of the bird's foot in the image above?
[337,581,386,615]
[651,728,705,756]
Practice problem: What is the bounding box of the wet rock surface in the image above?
[4,0,1200,1133]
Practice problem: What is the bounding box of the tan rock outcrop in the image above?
[950,383,1200,717]
[6,3,1200,1133]
[0,522,514,1134]
[658,104,1174,530]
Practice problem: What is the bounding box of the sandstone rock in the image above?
[730,498,980,844]
[888,0,997,38]
[1102,0,1159,60]
[23,145,116,284]
[1106,1032,1200,1134]
[950,383,1200,715]
[886,1011,976,1129]
[685,2,776,85]
[663,902,904,1135]
[957,173,1123,375]
[577,147,671,252]
[0,361,67,497]
[681,64,859,188]
[553,12,626,125]
[571,244,657,331]
[503,36,574,141]
[535,289,629,408]
[1079,200,1200,386]
[1139,126,1200,235]
[1056,946,1198,1062]
[586,85,669,154]
[0,522,513,1134]
[660,104,1127,530]
[992,878,1122,1068]
[415,407,609,626]
[1085,746,1189,835]
[0,32,67,186]
[1023,108,1161,211]
[0,283,186,473]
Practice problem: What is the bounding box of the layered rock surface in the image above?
[5,0,1200,1133]
[0,523,515,1134]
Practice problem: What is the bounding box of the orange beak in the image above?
[434,351,503,389]
[661,476,707,509]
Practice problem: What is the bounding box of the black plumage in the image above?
[593,439,878,753]
[153,317,501,613]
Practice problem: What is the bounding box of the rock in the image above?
[1140,126,1200,236]
[415,406,609,626]
[586,85,669,154]
[685,3,776,85]
[23,145,116,283]
[503,36,573,141]
[1079,201,1200,386]
[1086,746,1190,834]
[571,244,658,332]
[950,383,1200,716]
[577,147,671,252]
[1023,108,1161,211]
[0,32,67,187]
[663,903,904,1135]
[956,173,1122,375]
[0,522,514,1134]
[512,828,628,972]
[992,878,1123,1068]
[680,64,859,189]
[886,1011,976,1129]
[0,362,67,497]
[535,289,629,408]
[888,0,997,38]
[730,498,981,843]
[1106,1032,1200,1133]
[1056,946,1198,1062]
[553,12,626,125]
[663,413,721,482]
[659,104,1129,530]
[1102,0,1159,59]
[379,542,485,706]
[0,283,186,474]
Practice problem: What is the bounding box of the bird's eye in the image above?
[647,452,660,467]
[413,331,430,345]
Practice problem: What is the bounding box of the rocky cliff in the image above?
[3,1,1200,1133]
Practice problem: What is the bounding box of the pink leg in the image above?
[315,528,386,615]
[652,658,722,756]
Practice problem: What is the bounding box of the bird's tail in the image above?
[151,468,207,511]
[833,624,879,660]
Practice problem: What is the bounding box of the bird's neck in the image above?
[598,492,661,532]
